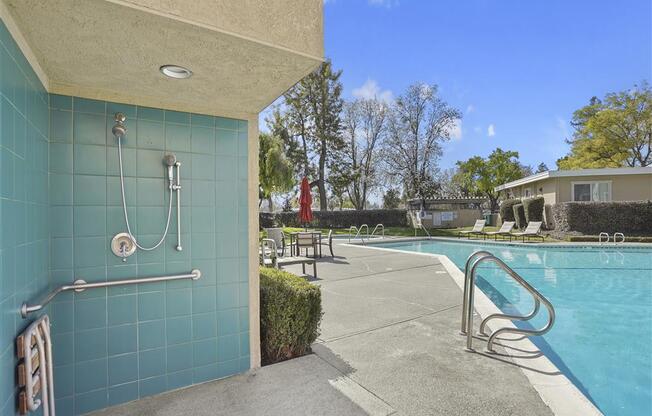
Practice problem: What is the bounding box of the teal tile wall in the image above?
[0,15,250,416]
[49,97,250,415]
[0,20,51,416]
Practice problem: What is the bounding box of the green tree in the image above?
[535,162,549,173]
[382,188,401,209]
[258,132,294,211]
[455,148,526,212]
[557,82,652,169]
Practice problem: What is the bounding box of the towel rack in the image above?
[21,269,201,318]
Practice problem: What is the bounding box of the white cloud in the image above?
[487,124,496,137]
[466,104,475,114]
[368,0,399,7]
[352,79,394,103]
[446,119,463,141]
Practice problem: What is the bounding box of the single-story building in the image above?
[407,198,486,228]
[495,167,652,228]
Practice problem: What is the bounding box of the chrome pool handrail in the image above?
[599,232,610,245]
[614,232,625,244]
[461,252,555,353]
[370,224,384,238]
[460,250,493,334]
[21,269,201,318]
[352,224,369,244]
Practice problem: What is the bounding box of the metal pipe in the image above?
[21,269,201,318]
[175,161,182,251]
[460,251,493,335]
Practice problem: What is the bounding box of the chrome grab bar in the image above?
[614,232,625,244]
[348,226,357,242]
[599,232,610,245]
[461,251,555,353]
[370,224,384,238]
[21,269,201,318]
[350,224,369,244]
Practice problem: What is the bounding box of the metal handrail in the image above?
[352,224,369,244]
[599,232,610,245]
[614,232,625,244]
[348,226,358,242]
[370,224,385,238]
[462,252,555,353]
[460,250,493,335]
[21,269,202,318]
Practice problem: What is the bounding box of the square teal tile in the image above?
[50,94,72,110]
[108,381,138,407]
[191,113,213,127]
[74,97,106,115]
[107,102,136,118]
[108,353,138,386]
[75,358,107,393]
[73,206,106,237]
[138,291,164,321]
[215,156,236,180]
[53,363,74,397]
[166,342,192,372]
[164,110,189,124]
[217,358,240,379]
[192,312,217,340]
[136,177,164,206]
[193,338,218,367]
[190,126,214,154]
[73,175,106,205]
[217,283,239,310]
[74,112,106,145]
[138,320,165,350]
[217,334,239,362]
[74,144,106,175]
[167,370,193,391]
[237,119,248,132]
[215,129,237,156]
[74,297,106,330]
[136,207,167,235]
[73,236,106,268]
[165,123,190,152]
[192,286,216,313]
[75,388,108,415]
[50,237,73,269]
[51,301,74,333]
[166,316,191,345]
[191,153,214,180]
[215,117,239,131]
[75,327,107,361]
[49,109,72,142]
[49,173,73,205]
[136,149,166,178]
[193,363,219,384]
[191,180,214,206]
[138,348,165,378]
[191,233,216,260]
[165,288,191,317]
[217,309,239,336]
[50,206,72,238]
[108,294,137,325]
[52,333,74,366]
[49,143,73,173]
[139,375,167,397]
[108,324,138,356]
[137,106,164,121]
[136,119,165,150]
[240,332,250,356]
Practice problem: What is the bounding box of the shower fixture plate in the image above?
[111,232,136,260]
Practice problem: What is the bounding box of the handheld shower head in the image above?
[163,153,177,183]
[112,112,127,140]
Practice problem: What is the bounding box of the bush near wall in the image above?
[259,209,408,229]
[260,267,322,364]
[499,199,520,223]
[552,201,652,236]
[513,203,526,229]
[523,197,545,224]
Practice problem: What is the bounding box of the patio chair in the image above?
[483,221,515,241]
[295,232,318,257]
[458,220,486,239]
[319,229,334,257]
[510,221,545,242]
[264,227,289,257]
[260,238,317,278]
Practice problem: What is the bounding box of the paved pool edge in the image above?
[343,242,604,416]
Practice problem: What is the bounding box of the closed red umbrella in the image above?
[298,177,313,227]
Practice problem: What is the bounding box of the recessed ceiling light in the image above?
[159,65,193,79]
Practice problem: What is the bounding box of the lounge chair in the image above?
[264,227,290,257]
[484,221,515,241]
[458,220,486,239]
[260,239,317,278]
[319,229,334,257]
[510,221,545,242]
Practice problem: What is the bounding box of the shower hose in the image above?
[117,138,173,251]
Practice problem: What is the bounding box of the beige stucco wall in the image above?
[419,209,483,228]
[247,115,261,369]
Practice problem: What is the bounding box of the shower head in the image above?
[112,112,127,140]
[163,153,177,183]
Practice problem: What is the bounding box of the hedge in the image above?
[513,203,526,229]
[551,201,652,236]
[260,267,322,364]
[523,197,545,224]
[260,209,408,229]
[499,199,520,223]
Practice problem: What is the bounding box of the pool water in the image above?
[375,239,652,416]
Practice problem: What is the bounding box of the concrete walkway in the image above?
[93,241,553,416]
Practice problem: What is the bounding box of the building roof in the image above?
[407,197,487,206]
[495,167,652,191]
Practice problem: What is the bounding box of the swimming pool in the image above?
[372,239,651,416]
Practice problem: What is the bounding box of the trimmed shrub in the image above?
[523,197,545,224]
[499,199,520,223]
[552,201,652,236]
[513,203,526,229]
[259,209,408,229]
[260,267,322,364]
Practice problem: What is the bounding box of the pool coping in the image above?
[342,241,604,416]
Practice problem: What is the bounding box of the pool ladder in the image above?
[599,232,625,245]
[460,251,555,353]
[349,224,385,244]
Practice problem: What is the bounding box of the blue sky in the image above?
[323,0,651,170]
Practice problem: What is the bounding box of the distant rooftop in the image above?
[495,167,652,191]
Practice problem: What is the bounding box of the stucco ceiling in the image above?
[3,0,323,117]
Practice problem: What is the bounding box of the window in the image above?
[572,181,611,202]
[524,188,532,198]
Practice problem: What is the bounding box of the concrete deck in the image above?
[92,241,556,416]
